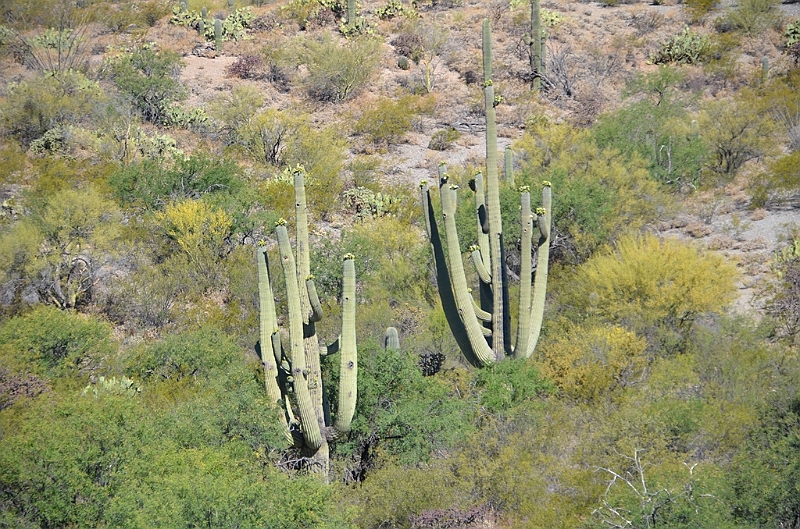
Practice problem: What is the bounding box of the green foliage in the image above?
[787,19,800,46]
[354,95,432,148]
[296,33,382,102]
[517,121,669,261]
[474,357,551,413]
[592,67,704,188]
[428,127,461,151]
[730,387,800,528]
[538,322,647,402]
[0,306,115,377]
[155,199,233,289]
[375,0,418,19]
[104,45,186,124]
[763,70,800,152]
[282,0,346,29]
[699,90,777,178]
[721,0,781,36]
[560,233,738,346]
[0,325,352,528]
[684,0,719,21]
[171,5,254,42]
[0,70,104,146]
[108,153,244,210]
[649,27,711,65]
[331,342,473,467]
[0,186,121,310]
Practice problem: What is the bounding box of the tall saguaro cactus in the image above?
[257,168,357,477]
[420,20,552,367]
[528,0,545,90]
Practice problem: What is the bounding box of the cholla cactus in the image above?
[420,20,552,367]
[256,168,357,477]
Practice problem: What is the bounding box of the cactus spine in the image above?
[214,18,222,52]
[257,168,357,478]
[421,20,552,367]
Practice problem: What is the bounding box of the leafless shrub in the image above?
[226,54,265,79]
[545,42,580,97]
[631,9,665,35]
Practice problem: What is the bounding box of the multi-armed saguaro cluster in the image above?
[421,19,552,367]
[257,168,357,475]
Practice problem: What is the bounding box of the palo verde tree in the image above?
[256,167,356,478]
[421,19,552,366]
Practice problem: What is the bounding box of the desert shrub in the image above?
[474,358,552,413]
[428,128,461,150]
[788,18,800,41]
[761,236,800,342]
[538,322,647,402]
[722,0,782,36]
[649,27,711,65]
[764,70,800,152]
[226,53,264,79]
[354,95,431,148]
[282,0,346,29]
[0,186,120,311]
[517,120,670,262]
[593,67,704,188]
[170,5,254,42]
[104,45,186,124]
[560,233,738,349]
[684,0,719,21]
[0,306,115,377]
[699,90,777,178]
[297,33,382,102]
[0,70,104,146]
[108,153,244,209]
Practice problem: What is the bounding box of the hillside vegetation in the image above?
[1,0,800,527]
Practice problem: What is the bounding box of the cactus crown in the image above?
[343,253,355,261]
[469,244,481,252]
[518,185,530,193]
[438,160,447,167]
[419,179,428,187]
[450,184,459,190]
[257,239,267,247]
[535,207,547,215]
[483,79,493,87]
[441,173,450,181]
[276,218,287,226]
[542,180,552,187]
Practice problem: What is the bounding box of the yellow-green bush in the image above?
[538,322,647,401]
[561,233,738,335]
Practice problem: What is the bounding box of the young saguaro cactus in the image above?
[420,19,552,367]
[214,18,222,52]
[256,167,357,478]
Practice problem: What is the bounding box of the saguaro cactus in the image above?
[527,0,545,90]
[420,20,552,367]
[384,327,400,351]
[214,18,222,52]
[347,0,357,25]
[256,168,357,477]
